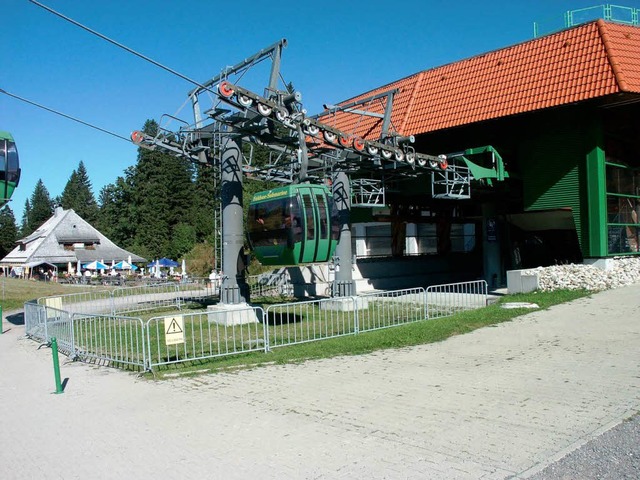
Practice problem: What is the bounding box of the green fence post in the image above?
[51,337,64,394]
[0,304,3,334]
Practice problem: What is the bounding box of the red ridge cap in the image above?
[597,18,628,92]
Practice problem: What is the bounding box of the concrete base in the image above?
[506,269,540,294]
[207,303,259,326]
[584,258,615,271]
[319,297,369,312]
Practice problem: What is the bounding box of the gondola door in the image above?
[298,186,333,263]
[298,188,318,264]
[313,190,332,262]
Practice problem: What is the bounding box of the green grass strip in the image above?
[148,289,592,379]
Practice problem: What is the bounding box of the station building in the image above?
[323,19,640,290]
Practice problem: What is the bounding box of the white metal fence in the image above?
[358,288,426,332]
[145,306,266,369]
[37,280,217,317]
[426,280,488,319]
[265,297,357,348]
[73,313,146,369]
[25,280,488,372]
[24,301,147,369]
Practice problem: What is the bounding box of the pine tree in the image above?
[127,119,196,259]
[20,199,31,237]
[20,180,53,236]
[168,223,196,259]
[192,163,218,242]
[96,173,136,249]
[0,205,18,258]
[60,161,99,223]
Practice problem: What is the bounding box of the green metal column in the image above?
[584,123,607,258]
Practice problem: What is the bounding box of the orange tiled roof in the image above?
[318,20,640,138]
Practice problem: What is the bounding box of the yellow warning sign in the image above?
[164,315,185,346]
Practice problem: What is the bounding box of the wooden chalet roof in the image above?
[318,20,640,139]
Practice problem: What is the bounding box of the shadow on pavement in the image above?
[6,311,24,326]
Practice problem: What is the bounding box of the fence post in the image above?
[352,296,359,334]
[142,319,150,372]
[424,288,429,320]
[0,304,3,334]
[110,290,115,316]
[70,313,77,358]
[44,306,49,342]
[261,307,270,353]
[51,337,64,394]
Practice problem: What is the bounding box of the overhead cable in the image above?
[0,88,133,143]
[28,0,211,92]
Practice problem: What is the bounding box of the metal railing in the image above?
[37,280,218,317]
[247,269,294,298]
[24,301,47,343]
[265,297,357,348]
[73,313,146,369]
[534,4,639,38]
[426,280,488,319]
[25,280,488,372]
[146,306,266,369]
[358,287,426,332]
[38,289,113,316]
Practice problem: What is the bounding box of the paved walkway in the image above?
[1,285,639,479]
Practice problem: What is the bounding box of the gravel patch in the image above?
[523,257,640,292]
[527,412,640,480]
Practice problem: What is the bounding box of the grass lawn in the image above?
[147,289,592,379]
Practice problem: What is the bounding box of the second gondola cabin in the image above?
[248,184,339,265]
[0,131,20,208]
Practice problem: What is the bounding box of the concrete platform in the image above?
[206,303,259,325]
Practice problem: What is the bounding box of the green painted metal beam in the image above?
[585,128,607,257]
[455,146,509,183]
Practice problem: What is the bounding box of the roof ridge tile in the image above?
[596,19,629,92]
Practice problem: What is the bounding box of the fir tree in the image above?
[21,180,53,236]
[20,199,31,236]
[60,161,99,223]
[0,205,18,258]
[96,172,136,249]
[192,163,218,242]
[127,119,195,258]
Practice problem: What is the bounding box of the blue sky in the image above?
[3,0,639,222]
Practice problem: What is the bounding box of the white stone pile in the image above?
[522,257,640,292]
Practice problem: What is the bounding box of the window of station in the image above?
[365,224,392,256]
[605,114,640,254]
[605,157,639,255]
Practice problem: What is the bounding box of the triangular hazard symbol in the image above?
[166,319,183,335]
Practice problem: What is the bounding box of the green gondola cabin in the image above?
[248,184,339,265]
[0,131,20,207]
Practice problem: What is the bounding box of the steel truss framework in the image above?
[130,39,507,302]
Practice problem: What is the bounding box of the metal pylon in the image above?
[212,128,223,273]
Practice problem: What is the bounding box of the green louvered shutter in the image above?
[520,128,586,247]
